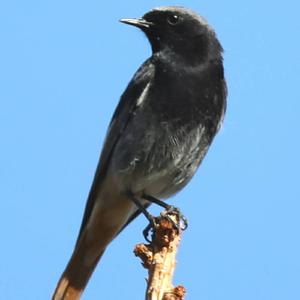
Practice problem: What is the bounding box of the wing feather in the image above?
[76,60,155,243]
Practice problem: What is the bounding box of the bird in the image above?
[52,6,227,300]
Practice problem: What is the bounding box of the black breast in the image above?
[148,56,226,139]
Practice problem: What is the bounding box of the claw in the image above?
[164,206,188,232]
[143,216,157,242]
[133,194,188,242]
[141,194,188,231]
[142,208,188,242]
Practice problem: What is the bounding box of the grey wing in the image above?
[75,60,155,243]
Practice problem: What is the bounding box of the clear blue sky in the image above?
[0,1,299,299]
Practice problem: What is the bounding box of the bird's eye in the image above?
[167,14,180,25]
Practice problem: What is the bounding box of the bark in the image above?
[134,211,186,300]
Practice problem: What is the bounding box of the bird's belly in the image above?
[109,121,210,199]
[132,142,205,199]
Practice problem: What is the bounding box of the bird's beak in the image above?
[120,18,154,29]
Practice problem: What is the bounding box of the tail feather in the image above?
[52,244,104,300]
[52,193,136,299]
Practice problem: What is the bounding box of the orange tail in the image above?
[52,191,135,299]
[52,241,105,300]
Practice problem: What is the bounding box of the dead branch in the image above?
[134,211,186,300]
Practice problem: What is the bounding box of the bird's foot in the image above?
[142,206,188,243]
[162,205,188,232]
[143,215,158,243]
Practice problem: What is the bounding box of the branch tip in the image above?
[134,209,186,300]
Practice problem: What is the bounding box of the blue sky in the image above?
[0,1,299,299]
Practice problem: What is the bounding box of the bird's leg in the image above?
[142,194,188,231]
[131,196,157,242]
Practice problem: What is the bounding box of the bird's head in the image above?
[121,6,223,64]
